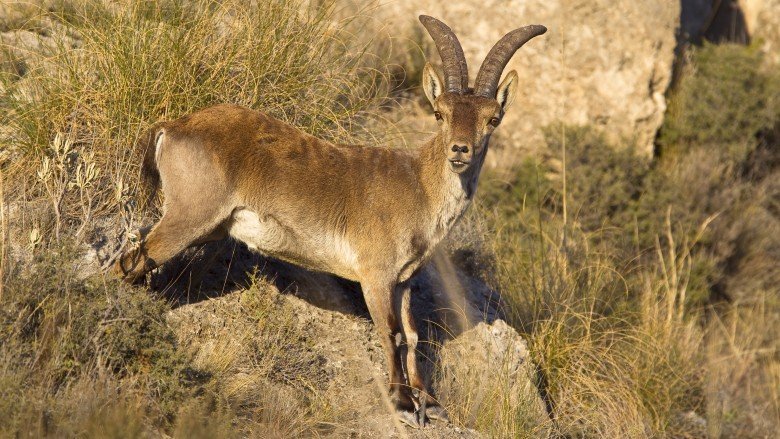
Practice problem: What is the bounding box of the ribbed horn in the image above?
[473,25,547,98]
[419,15,469,93]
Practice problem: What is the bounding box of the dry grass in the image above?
[170,275,341,437]
[456,197,707,437]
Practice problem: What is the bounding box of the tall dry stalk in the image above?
[0,170,5,302]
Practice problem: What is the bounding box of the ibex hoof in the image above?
[397,410,423,429]
[397,405,449,428]
[416,393,427,426]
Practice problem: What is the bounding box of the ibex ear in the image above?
[422,63,443,107]
[496,70,519,112]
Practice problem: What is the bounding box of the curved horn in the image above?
[419,15,469,93]
[473,25,547,98]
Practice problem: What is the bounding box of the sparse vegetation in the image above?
[1,2,778,438]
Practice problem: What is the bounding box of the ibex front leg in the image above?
[396,282,449,426]
[361,280,418,422]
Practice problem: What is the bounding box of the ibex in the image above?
[114,15,546,427]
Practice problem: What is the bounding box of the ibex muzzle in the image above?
[113,15,545,428]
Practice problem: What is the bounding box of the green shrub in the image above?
[660,43,780,160]
[544,126,648,250]
[638,43,780,307]
[0,243,207,435]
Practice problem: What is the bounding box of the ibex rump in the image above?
[114,15,546,427]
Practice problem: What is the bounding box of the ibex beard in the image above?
[113,15,546,428]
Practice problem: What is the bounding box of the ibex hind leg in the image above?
[113,207,231,283]
[114,133,235,283]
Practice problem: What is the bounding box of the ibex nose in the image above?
[451,144,469,154]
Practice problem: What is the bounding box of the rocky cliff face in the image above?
[370,0,680,161]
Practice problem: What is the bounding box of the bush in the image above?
[660,43,780,160]
[639,43,780,306]
[0,243,207,435]
[544,126,648,252]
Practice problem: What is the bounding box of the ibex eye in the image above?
[489,117,500,127]
[434,111,442,121]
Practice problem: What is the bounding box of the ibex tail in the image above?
[137,123,166,210]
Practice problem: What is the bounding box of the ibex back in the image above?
[114,15,546,427]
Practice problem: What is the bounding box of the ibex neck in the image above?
[417,135,483,232]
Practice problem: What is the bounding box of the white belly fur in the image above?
[227,208,359,280]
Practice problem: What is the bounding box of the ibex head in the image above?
[419,16,546,174]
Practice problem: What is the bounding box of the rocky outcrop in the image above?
[367,0,680,161]
[438,320,551,437]
[154,236,541,436]
[167,275,489,438]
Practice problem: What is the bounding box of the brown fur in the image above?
[138,122,164,209]
[114,65,520,423]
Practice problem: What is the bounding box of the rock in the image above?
[363,0,679,161]
[741,0,780,64]
[437,320,550,436]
